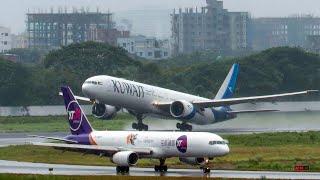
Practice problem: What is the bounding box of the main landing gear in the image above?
[116,166,130,174]
[132,114,148,131]
[176,122,193,131]
[154,158,168,172]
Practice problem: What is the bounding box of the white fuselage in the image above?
[89,130,229,158]
[82,75,222,125]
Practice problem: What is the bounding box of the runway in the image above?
[0,160,320,179]
[1,129,320,179]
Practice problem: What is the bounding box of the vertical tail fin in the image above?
[214,63,239,100]
[61,86,93,135]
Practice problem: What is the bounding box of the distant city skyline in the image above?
[1,0,320,37]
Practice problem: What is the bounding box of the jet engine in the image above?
[92,103,119,120]
[170,100,195,119]
[179,157,206,166]
[111,151,139,166]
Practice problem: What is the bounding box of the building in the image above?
[117,35,171,60]
[11,33,29,49]
[229,12,251,51]
[0,26,12,53]
[252,16,320,51]
[171,0,250,55]
[87,27,130,45]
[27,9,116,49]
[305,35,320,54]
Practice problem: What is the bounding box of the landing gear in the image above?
[201,167,211,174]
[116,166,129,174]
[154,158,168,172]
[132,114,148,131]
[176,122,192,131]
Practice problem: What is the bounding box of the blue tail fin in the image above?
[214,63,239,100]
[61,86,93,135]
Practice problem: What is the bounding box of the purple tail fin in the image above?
[61,86,93,135]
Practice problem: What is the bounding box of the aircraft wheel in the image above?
[162,165,168,172]
[154,165,159,172]
[143,124,149,131]
[116,166,130,174]
[187,124,193,131]
[132,123,138,130]
[176,123,181,129]
[202,167,211,174]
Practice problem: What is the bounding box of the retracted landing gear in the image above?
[116,166,129,174]
[132,114,148,131]
[176,122,192,131]
[154,158,168,172]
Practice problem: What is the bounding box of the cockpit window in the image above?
[84,81,103,85]
[209,140,227,145]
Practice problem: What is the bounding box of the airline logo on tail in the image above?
[67,100,83,131]
[176,135,188,153]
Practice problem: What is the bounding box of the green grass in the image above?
[2,132,320,172]
[0,114,133,133]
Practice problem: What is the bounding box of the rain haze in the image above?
[1,0,320,37]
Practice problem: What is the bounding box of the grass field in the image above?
[0,114,133,133]
[1,132,320,172]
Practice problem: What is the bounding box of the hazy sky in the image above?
[1,0,320,35]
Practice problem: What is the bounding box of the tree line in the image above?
[0,42,319,106]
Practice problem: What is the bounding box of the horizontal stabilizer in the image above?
[228,109,279,114]
[58,92,91,102]
[28,135,78,144]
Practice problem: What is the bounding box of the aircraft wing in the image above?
[154,90,318,109]
[31,142,152,156]
[58,92,91,102]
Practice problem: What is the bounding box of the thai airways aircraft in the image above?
[71,63,317,131]
[32,86,230,174]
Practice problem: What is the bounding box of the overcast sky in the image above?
[1,0,320,35]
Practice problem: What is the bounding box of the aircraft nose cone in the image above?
[224,145,230,155]
[82,82,91,97]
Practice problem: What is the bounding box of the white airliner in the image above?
[32,86,230,174]
[70,63,317,131]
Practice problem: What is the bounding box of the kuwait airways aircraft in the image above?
[72,63,317,131]
[32,86,230,174]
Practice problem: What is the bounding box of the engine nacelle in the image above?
[170,100,195,119]
[111,151,139,166]
[179,157,206,166]
[92,103,118,120]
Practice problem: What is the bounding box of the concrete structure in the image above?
[0,27,12,53]
[27,9,115,49]
[229,12,251,51]
[252,16,320,51]
[171,0,250,55]
[11,33,29,49]
[117,35,171,60]
[305,35,320,54]
[88,28,130,45]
